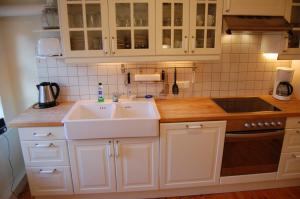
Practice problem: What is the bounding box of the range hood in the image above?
[223,16,292,35]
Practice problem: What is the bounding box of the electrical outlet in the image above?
[0,118,7,135]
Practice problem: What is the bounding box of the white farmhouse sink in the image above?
[62,99,160,139]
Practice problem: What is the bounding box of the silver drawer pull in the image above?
[39,169,56,174]
[33,132,52,137]
[292,154,300,159]
[186,124,203,129]
[35,143,54,148]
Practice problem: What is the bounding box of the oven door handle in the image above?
[226,130,284,138]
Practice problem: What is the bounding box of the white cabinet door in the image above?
[156,0,190,55]
[278,152,300,180]
[115,138,159,192]
[60,0,111,57]
[108,0,156,56]
[160,121,226,189]
[223,0,287,16]
[189,0,222,55]
[68,140,116,194]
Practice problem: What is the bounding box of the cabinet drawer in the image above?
[27,166,73,196]
[277,152,300,180]
[282,129,300,152]
[21,140,69,167]
[19,127,65,141]
[286,117,300,129]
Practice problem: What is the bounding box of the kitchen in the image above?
[0,0,300,199]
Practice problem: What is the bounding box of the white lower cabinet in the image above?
[68,137,159,194]
[160,121,226,189]
[26,166,73,196]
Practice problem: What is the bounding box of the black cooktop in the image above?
[212,97,281,113]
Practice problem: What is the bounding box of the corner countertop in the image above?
[155,95,300,123]
[9,102,74,128]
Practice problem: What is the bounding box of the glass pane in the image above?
[291,6,300,27]
[196,4,205,27]
[134,3,148,27]
[174,3,183,26]
[117,30,131,49]
[162,29,171,48]
[87,31,102,50]
[207,4,216,26]
[207,30,215,48]
[288,31,300,48]
[68,4,83,28]
[86,4,101,28]
[196,29,204,48]
[174,29,182,48]
[116,3,131,27]
[70,31,85,50]
[134,30,148,49]
[163,3,171,26]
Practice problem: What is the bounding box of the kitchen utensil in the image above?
[273,67,294,101]
[207,15,215,26]
[41,7,59,29]
[37,38,62,57]
[37,82,60,109]
[172,68,179,95]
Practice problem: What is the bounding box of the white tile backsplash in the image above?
[36,34,292,101]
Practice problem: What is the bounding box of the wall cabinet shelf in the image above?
[59,0,222,61]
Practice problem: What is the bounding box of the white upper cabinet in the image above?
[223,0,287,16]
[189,0,222,55]
[68,140,116,194]
[108,0,156,56]
[60,0,110,57]
[114,138,159,192]
[160,121,226,189]
[156,0,190,55]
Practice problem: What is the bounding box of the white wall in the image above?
[0,15,40,199]
[292,60,300,100]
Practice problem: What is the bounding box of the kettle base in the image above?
[38,101,57,109]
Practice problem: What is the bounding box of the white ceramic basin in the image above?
[62,99,160,139]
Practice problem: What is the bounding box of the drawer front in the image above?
[282,129,300,152]
[286,117,300,129]
[27,166,73,196]
[21,141,69,167]
[277,152,300,180]
[19,127,65,141]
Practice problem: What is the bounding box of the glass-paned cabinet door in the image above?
[286,0,300,54]
[156,0,189,55]
[108,0,155,56]
[189,0,222,54]
[60,0,110,57]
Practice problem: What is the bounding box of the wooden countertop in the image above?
[9,102,74,128]
[155,95,300,123]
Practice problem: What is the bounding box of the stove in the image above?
[212,97,281,113]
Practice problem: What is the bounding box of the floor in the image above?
[18,186,300,199]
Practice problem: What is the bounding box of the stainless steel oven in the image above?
[221,118,285,177]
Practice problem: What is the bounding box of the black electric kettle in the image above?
[36,82,60,108]
[276,82,293,97]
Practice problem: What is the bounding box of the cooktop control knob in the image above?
[251,123,257,127]
[258,122,264,127]
[244,123,251,128]
[271,122,276,126]
[277,121,282,126]
[264,122,270,127]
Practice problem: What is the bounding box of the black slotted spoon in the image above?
[172,68,179,95]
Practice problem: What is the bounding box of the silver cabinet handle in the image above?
[103,36,109,55]
[292,154,300,159]
[184,36,188,53]
[33,132,52,137]
[225,0,231,12]
[115,140,120,158]
[186,124,203,129]
[111,37,116,55]
[39,169,56,174]
[35,143,54,148]
[106,140,113,160]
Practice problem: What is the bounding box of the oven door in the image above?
[221,130,284,177]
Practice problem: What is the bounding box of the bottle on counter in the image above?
[98,82,104,102]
